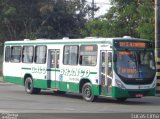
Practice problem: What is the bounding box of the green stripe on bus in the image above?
[21,68,31,70]
[90,72,97,74]
[21,67,97,75]
[3,76,23,85]
[47,69,60,72]
[33,79,100,95]
[3,76,100,95]
[112,86,155,98]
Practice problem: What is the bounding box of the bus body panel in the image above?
[3,62,23,85]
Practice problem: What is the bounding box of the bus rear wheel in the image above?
[25,77,41,94]
[82,82,96,102]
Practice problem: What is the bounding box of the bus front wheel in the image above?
[25,77,41,94]
[82,82,96,102]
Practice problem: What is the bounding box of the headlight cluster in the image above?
[115,79,126,89]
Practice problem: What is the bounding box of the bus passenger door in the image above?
[47,49,60,89]
[100,51,112,96]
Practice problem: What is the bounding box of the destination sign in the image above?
[119,42,146,48]
[114,41,150,48]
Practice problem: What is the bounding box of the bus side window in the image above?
[79,45,97,66]
[22,46,34,63]
[63,45,79,65]
[10,46,21,63]
[35,46,47,64]
[5,46,11,62]
[108,52,112,77]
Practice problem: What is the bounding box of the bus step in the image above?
[53,88,59,91]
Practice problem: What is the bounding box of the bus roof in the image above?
[4,37,149,46]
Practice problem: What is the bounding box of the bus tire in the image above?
[82,82,96,102]
[25,77,41,94]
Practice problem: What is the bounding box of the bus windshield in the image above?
[116,51,156,80]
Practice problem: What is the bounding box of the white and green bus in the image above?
[3,36,156,102]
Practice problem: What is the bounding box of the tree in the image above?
[81,0,154,40]
[36,0,88,38]
[0,0,89,41]
[81,19,112,37]
[136,0,154,40]
[0,0,42,40]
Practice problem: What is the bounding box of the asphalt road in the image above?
[0,81,160,119]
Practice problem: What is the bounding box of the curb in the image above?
[0,80,4,83]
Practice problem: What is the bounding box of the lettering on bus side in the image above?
[31,67,46,74]
[60,68,90,77]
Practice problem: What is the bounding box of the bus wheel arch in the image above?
[24,74,33,86]
[79,79,91,93]
[79,79,97,102]
[24,74,41,94]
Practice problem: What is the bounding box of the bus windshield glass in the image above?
[116,51,155,79]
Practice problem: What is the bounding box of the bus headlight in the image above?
[115,79,126,89]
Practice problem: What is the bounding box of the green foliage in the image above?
[81,0,154,41]
[136,0,154,40]
[3,6,16,16]
[0,0,88,41]
[36,0,87,38]
[81,20,110,37]
[0,0,155,41]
